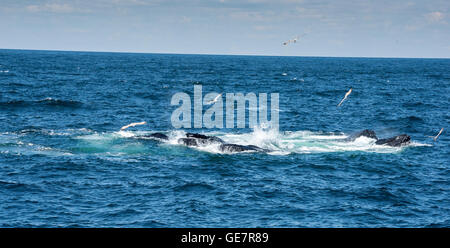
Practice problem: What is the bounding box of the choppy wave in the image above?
[0,133,72,156]
[0,52,448,227]
[17,128,93,136]
[0,98,83,108]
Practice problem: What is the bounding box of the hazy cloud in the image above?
[425,11,445,22]
[26,3,89,13]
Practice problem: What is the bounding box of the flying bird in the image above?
[206,93,222,105]
[282,34,306,46]
[120,121,147,131]
[433,128,444,141]
[337,88,353,107]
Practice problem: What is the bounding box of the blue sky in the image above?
[0,0,448,58]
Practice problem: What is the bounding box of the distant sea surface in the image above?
[0,49,448,227]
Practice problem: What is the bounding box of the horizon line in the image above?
[1,48,449,60]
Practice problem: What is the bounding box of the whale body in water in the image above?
[347,129,378,141]
[375,134,410,147]
[135,129,411,154]
[219,144,271,153]
[137,132,269,153]
[348,129,411,147]
[178,133,270,152]
[145,132,169,140]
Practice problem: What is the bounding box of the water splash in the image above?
[1,127,431,157]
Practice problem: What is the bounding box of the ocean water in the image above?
[0,49,448,227]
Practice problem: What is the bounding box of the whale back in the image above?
[138,132,169,140]
[219,144,258,153]
[186,133,224,144]
[375,134,410,147]
[178,138,198,147]
[347,129,378,141]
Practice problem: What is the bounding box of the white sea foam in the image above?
[70,127,433,155]
[0,136,73,156]
[117,130,136,138]
[408,142,433,147]
[159,127,428,155]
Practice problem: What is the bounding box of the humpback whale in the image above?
[219,144,271,153]
[349,129,411,147]
[186,133,225,144]
[178,133,225,147]
[135,130,411,153]
[346,129,378,141]
[178,133,269,153]
[375,134,410,147]
[138,132,169,141]
[178,138,200,147]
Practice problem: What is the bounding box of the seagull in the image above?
[120,121,147,131]
[282,34,306,46]
[433,128,444,141]
[337,88,353,107]
[206,93,222,105]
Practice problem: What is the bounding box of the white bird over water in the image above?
[206,93,222,105]
[433,128,444,141]
[120,121,147,131]
[337,88,353,107]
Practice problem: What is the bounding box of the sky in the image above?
[0,0,449,58]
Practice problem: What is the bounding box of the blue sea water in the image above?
[0,49,449,227]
